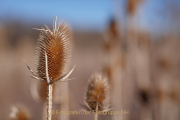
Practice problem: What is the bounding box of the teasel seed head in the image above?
[34,19,72,82]
[85,71,110,111]
[9,105,31,120]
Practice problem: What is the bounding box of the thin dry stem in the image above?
[47,84,53,120]
[45,51,52,120]
[94,103,99,120]
[94,113,98,120]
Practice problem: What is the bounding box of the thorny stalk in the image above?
[45,52,52,120]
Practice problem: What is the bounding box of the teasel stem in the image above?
[94,104,98,120]
[94,113,98,120]
[44,51,52,120]
[47,83,53,120]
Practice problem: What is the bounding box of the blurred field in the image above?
[1,0,180,120]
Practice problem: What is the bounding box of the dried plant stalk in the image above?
[47,83,53,120]
[23,18,74,120]
[94,112,98,120]
[36,20,72,120]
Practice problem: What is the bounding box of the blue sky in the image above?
[0,0,180,33]
[0,0,112,31]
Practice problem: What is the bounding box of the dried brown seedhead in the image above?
[10,105,31,120]
[85,71,110,111]
[35,20,72,82]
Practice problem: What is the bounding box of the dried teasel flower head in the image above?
[85,71,110,111]
[34,18,72,82]
[9,105,31,120]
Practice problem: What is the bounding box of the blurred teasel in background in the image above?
[85,71,110,120]
[9,105,31,120]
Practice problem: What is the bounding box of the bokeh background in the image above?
[1,0,180,120]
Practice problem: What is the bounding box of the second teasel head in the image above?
[9,105,31,120]
[85,71,110,111]
[34,20,72,82]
